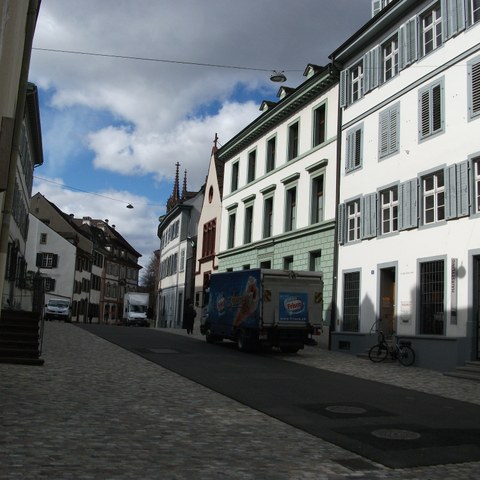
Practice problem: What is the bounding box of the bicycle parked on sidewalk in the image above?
[368,331,415,366]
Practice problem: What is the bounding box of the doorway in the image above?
[379,267,396,336]
[474,256,480,359]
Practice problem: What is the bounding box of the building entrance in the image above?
[379,267,396,336]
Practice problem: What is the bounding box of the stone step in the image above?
[0,356,44,366]
[444,360,480,382]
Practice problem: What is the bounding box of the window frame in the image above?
[342,269,361,332]
[263,195,274,239]
[350,61,364,103]
[266,135,276,173]
[287,120,299,161]
[312,102,326,147]
[380,186,399,235]
[310,173,325,224]
[346,198,361,243]
[420,3,443,57]
[382,33,399,82]
[244,204,254,244]
[231,161,239,192]
[418,257,446,335]
[285,185,297,232]
[227,212,236,249]
[421,169,446,225]
[247,149,256,183]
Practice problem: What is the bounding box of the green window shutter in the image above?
[445,164,457,219]
[419,81,444,139]
[457,160,470,217]
[379,104,400,158]
[442,0,466,39]
[338,203,346,245]
[372,0,382,16]
[340,69,349,107]
[365,46,380,93]
[400,16,418,69]
[362,193,377,239]
[379,110,389,158]
[399,178,418,230]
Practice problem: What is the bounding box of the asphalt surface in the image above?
[2,322,480,479]
[78,324,480,470]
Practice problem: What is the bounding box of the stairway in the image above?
[0,310,44,365]
[444,361,480,382]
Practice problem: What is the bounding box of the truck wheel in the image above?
[205,328,221,344]
[280,346,299,354]
[236,330,248,352]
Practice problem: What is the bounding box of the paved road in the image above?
[1,322,480,479]
[78,324,480,469]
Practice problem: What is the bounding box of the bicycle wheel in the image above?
[398,345,415,366]
[368,343,388,362]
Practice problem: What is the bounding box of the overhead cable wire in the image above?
[33,47,303,73]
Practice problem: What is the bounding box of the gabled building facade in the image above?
[25,213,76,308]
[156,164,204,328]
[217,64,339,323]
[193,139,224,318]
[330,0,480,370]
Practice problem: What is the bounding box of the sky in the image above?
[29,0,372,272]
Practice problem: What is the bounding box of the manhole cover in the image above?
[372,429,421,440]
[326,406,367,415]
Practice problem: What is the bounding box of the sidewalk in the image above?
[1,322,480,480]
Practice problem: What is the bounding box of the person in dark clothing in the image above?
[183,303,196,334]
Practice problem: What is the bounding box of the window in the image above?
[36,252,58,269]
[285,187,297,232]
[347,199,361,242]
[266,137,276,172]
[288,121,299,160]
[350,62,364,103]
[382,34,399,81]
[309,251,322,272]
[343,271,360,332]
[473,0,480,23]
[227,212,236,249]
[313,104,326,147]
[244,205,253,244]
[311,175,324,224]
[283,256,294,270]
[179,249,185,272]
[419,79,444,139]
[263,196,273,238]
[202,219,216,257]
[346,124,363,172]
[419,260,445,334]
[380,187,399,234]
[420,4,442,56]
[231,161,239,192]
[474,158,480,213]
[247,150,256,183]
[379,103,400,158]
[422,171,445,224]
[468,57,480,119]
[44,277,56,292]
[40,233,47,244]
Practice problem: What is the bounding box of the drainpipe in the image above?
[0,0,41,316]
[328,67,343,350]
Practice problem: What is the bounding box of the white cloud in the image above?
[32,178,162,269]
[29,0,372,264]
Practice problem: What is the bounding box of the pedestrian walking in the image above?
[183,303,196,334]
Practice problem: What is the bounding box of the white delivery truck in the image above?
[200,269,323,353]
[44,296,72,322]
[123,292,150,327]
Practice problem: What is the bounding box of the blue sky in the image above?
[29,0,372,269]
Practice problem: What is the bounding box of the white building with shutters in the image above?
[329,0,480,371]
